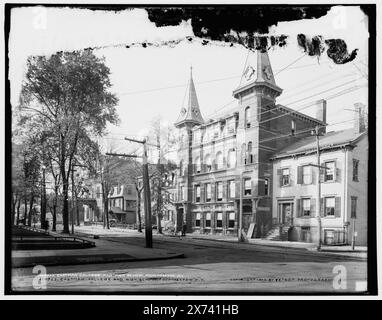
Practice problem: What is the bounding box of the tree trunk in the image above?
[62,175,70,233]
[11,196,17,226]
[157,213,163,234]
[101,181,109,229]
[76,197,80,226]
[52,186,58,232]
[16,198,21,225]
[136,191,142,232]
[27,196,34,227]
[52,204,57,232]
[23,197,27,225]
[103,199,109,229]
[156,186,163,234]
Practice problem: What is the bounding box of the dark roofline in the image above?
[270,131,367,161]
[275,104,326,125]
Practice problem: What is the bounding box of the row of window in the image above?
[279,159,359,187]
[109,198,134,211]
[181,145,257,176]
[296,196,343,217]
[195,212,236,229]
[279,161,336,186]
[179,178,270,202]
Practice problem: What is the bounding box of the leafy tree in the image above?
[17,50,119,233]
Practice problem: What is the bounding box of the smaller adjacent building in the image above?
[138,169,178,231]
[108,184,137,224]
[270,104,368,245]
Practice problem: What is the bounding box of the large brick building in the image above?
[173,50,327,237]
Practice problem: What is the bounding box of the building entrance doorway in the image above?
[278,202,293,225]
[176,208,184,231]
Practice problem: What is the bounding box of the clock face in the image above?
[192,107,199,115]
[181,107,187,115]
[244,66,255,81]
[263,66,272,80]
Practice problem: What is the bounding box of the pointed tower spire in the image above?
[256,50,277,86]
[175,67,205,127]
[233,49,282,99]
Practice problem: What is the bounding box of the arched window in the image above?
[227,149,236,168]
[216,152,223,170]
[247,141,253,164]
[245,106,251,129]
[195,157,201,174]
[204,154,212,172]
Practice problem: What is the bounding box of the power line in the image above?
[352,62,368,80]
[280,73,356,101]
[274,54,306,75]
[238,48,251,87]
[162,84,365,154]
[258,118,357,145]
[257,78,365,124]
[205,71,362,121]
[118,53,317,98]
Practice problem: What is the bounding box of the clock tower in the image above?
[232,49,283,236]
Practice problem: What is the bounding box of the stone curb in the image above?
[12,252,185,268]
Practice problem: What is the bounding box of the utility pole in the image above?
[142,140,153,248]
[71,164,76,235]
[351,218,356,250]
[314,126,323,251]
[238,171,243,242]
[108,137,153,248]
[156,123,163,234]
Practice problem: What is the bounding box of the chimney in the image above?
[354,102,366,134]
[315,99,327,133]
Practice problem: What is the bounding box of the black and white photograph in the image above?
[3,2,378,299]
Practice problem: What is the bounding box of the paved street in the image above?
[12,232,367,293]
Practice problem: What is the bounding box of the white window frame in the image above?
[302,198,311,216]
[205,183,212,202]
[244,178,252,196]
[325,197,335,216]
[216,212,223,229]
[205,213,211,228]
[216,182,223,201]
[302,165,312,184]
[282,168,290,186]
[228,212,235,229]
[325,161,336,182]
[195,213,201,228]
[229,180,236,198]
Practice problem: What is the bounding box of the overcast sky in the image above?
[9,5,369,158]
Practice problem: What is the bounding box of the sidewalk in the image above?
[12,227,184,268]
[72,225,367,260]
[182,231,367,260]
